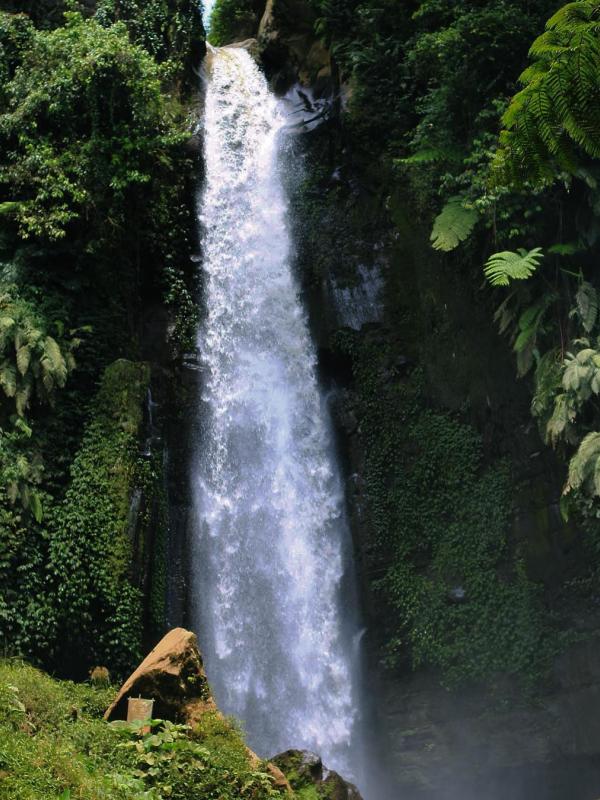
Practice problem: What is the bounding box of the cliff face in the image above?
[251,2,600,797]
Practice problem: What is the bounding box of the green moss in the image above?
[0,660,287,800]
[0,660,130,800]
[45,360,151,679]
[334,331,562,686]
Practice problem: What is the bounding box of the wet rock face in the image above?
[272,750,363,800]
[378,635,600,799]
[258,0,333,94]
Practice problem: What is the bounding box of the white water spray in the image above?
[191,46,365,787]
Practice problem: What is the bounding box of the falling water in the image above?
[191,46,365,788]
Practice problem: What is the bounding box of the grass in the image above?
[0,660,133,800]
[0,660,289,800]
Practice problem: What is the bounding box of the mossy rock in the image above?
[272,750,362,800]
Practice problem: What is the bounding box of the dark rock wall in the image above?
[253,2,600,798]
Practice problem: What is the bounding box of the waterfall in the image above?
[191,46,365,788]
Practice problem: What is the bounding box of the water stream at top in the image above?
[191,45,367,791]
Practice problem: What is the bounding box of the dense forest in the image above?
[2,0,600,798]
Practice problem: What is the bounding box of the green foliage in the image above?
[0,11,34,109]
[494,1,600,186]
[0,421,44,518]
[114,716,281,799]
[0,284,78,418]
[430,196,478,252]
[0,660,135,800]
[163,264,199,355]
[566,431,600,499]
[208,0,262,46]
[333,332,557,685]
[0,661,283,800]
[484,247,544,287]
[46,360,150,678]
[94,0,204,84]
[0,10,188,242]
[574,280,599,333]
[0,0,200,677]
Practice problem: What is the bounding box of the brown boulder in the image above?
[104,628,214,723]
[104,628,291,794]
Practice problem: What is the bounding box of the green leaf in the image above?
[30,492,43,523]
[0,362,17,398]
[16,344,31,376]
[576,281,598,333]
[484,248,544,287]
[430,197,479,252]
[567,431,600,494]
[548,242,584,255]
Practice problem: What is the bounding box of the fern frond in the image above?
[531,348,562,419]
[576,281,599,332]
[0,361,17,398]
[484,247,544,287]
[397,146,462,166]
[567,430,600,494]
[495,0,600,186]
[430,197,478,252]
[16,344,31,376]
[547,392,578,445]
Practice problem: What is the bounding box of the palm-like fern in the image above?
[531,348,563,423]
[430,196,479,251]
[484,247,544,286]
[573,280,599,332]
[0,421,44,521]
[565,430,600,498]
[493,1,600,185]
[0,287,77,418]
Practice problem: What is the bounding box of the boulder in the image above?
[104,628,214,723]
[272,749,363,799]
[105,628,291,793]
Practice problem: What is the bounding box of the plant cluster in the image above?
[0,660,286,800]
[0,1,201,678]
[207,0,263,46]
[331,332,559,685]
[306,0,600,684]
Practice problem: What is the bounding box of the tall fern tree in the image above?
[494,1,600,186]
[0,287,77,419]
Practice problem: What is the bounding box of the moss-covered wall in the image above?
[258,2,600,792]
[46,359,156,679]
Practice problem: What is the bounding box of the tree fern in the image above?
[546,392,579,445]
[531,348,563,422]
[573,280,599,332]
[493,1,600,186]
[430,196,478,251]
[484,247,544,287]
[566,430,600,497]
[0,286,77,417]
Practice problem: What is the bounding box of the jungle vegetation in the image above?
[299,0,600,684]
[0,0,201,677]
[4,0,600,731]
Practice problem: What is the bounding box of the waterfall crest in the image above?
[192,46,363,784]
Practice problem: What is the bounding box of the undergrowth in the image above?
[0,660,285,800]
